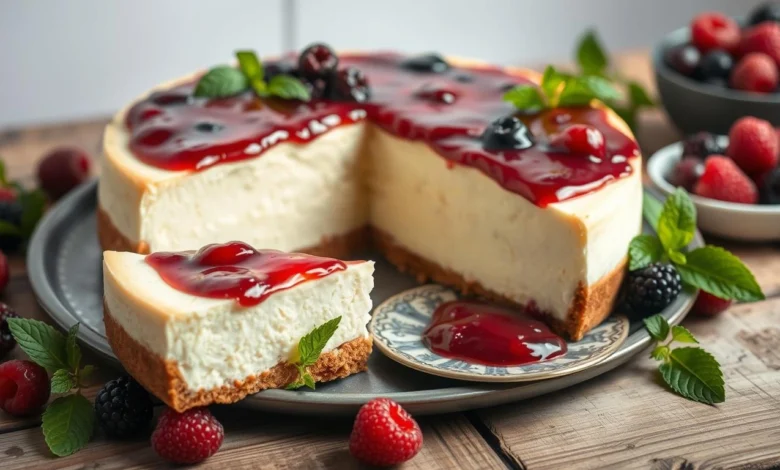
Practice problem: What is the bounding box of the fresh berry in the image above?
[694,156,759,204]
[696,50,734,81]
[759,167,780,204]
[0,360,50,416]
[328,67,371,102]
[624,263,682,316]
[151,407,224,464]
[748,2,780,26]
[95,375,154,438]
[298,43,339,79]
[0,200,23,252]
[681,131,726,158]
[739,23,780,69]
[349,398,423,466]
[0,303,19,358]
[401,53,450,73]
[664,44,701,77]
[690,12,741,54]
[669,156,704,191]
[730,53,780,93]
[37,147,91,200]
[481,116,535,151]
[727,116,779,175]
[0,188,17,203]
[304,78,329,100]
[550,124,607,159]
[693,291,734,317]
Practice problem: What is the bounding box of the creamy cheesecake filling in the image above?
[103,252,374,391]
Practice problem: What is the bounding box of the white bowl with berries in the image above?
[648,116,780,241]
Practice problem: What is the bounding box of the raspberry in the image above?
[691,12,741,54]
[624,263,682,316]
[0,360,50,416]
[0,303,19,358]
[349,398,423,466]
[95,376,154,438]
[739,23,780,69]
[151,407,224,464]
[37,147,91,201]
[730,53,780,93]
[727,116,779,175]
[669,156,704,191]
[0,188,17,203]
[550,124,607,159]
[694,156,759,204]
[693,291,734,317]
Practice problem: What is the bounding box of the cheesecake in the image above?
[103,241,375,411]
[99,48,642,340]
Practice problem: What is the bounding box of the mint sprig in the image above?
[630,189,764,303]
[645,315,724,405]
[8,318,96,457]
[286,316,342,390]
[503,65,618,112]
[195,50,310,102]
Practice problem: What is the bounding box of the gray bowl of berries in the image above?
[653,4,780,135]
[647,116,780,241]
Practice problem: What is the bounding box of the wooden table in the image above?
[2,52,780,469]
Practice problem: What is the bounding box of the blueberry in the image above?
[747,2,780,26]
[328,67,371,102]
[298,43,339,79]
[481,116,535,151]
[664,44,701,77]
[696,50,734,81]
[401,53,449,73]
[759,167,780,204]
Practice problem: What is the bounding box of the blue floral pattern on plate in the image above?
[370,284,630,382]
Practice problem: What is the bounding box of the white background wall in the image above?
[0,0,762,128]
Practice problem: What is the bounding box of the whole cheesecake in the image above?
[99,50,642,340]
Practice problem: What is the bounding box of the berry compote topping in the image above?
[422,300,567,366]
[145,241,346,306]
[125,53,640,207]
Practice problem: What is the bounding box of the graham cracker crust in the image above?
[104,303,372,412]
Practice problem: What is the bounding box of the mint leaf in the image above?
[194,66,248,98]
[78,365,96,384]
[51,369,74,394]
[667,249,686,265]
[628,234,663,270]
[42,394,94,457]
[671,325,698,344]
[657,188,696,252]
[302,373,316,390]
[236,50,263,81]
[298,316,342,367]
[576,30,608,75]
[0,160,6,186]
[643,315,669,342]
[659,347,725,404]
[642,191,664,229]
[20,188,46,238]
[7,318,68,372]
[557,75,619,107]
[651,345,670,361]
[66,324,81,371]
[541,66,569,102]
[251,78,269,98]
[267,75,311,101]
[503,85,546,112]
[628,81,654,108]
[677,246,764,302]
[0,220,21,236]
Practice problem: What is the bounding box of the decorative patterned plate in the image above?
[371,285,629,382]
[27,182,700,416]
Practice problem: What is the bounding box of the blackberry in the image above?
[696,50,734,82]
[681,131,725,159]
[95,376,153,438]
[481,116,535,151]
[0,201,23,252]
[624,263,682,316]
[328,67,371,102]
[0,303,19,358]
[747,2,780,26]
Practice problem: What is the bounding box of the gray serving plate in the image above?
[27,181,699,416]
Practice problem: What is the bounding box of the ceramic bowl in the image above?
[653,25,780,135]
[647,139,780,241]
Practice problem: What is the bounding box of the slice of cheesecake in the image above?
[103,242,374,412]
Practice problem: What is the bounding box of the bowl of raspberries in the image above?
[647,116,780,241]
[653,3,780,134]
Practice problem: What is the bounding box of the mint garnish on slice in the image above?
[8,319,96,457]
[645,315,724,405]
[195,50,311,102]
[286,316,342,390]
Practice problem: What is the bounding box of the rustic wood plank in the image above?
[477,298,780,470]
[0,411,505,469]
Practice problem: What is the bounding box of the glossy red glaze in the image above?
[125,53,639,206]
[422,300,567,366]
[145,241,346,307]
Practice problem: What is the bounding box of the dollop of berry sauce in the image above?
[145,241,346,307]
[423,300,567,366]
[125,53,639,207]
